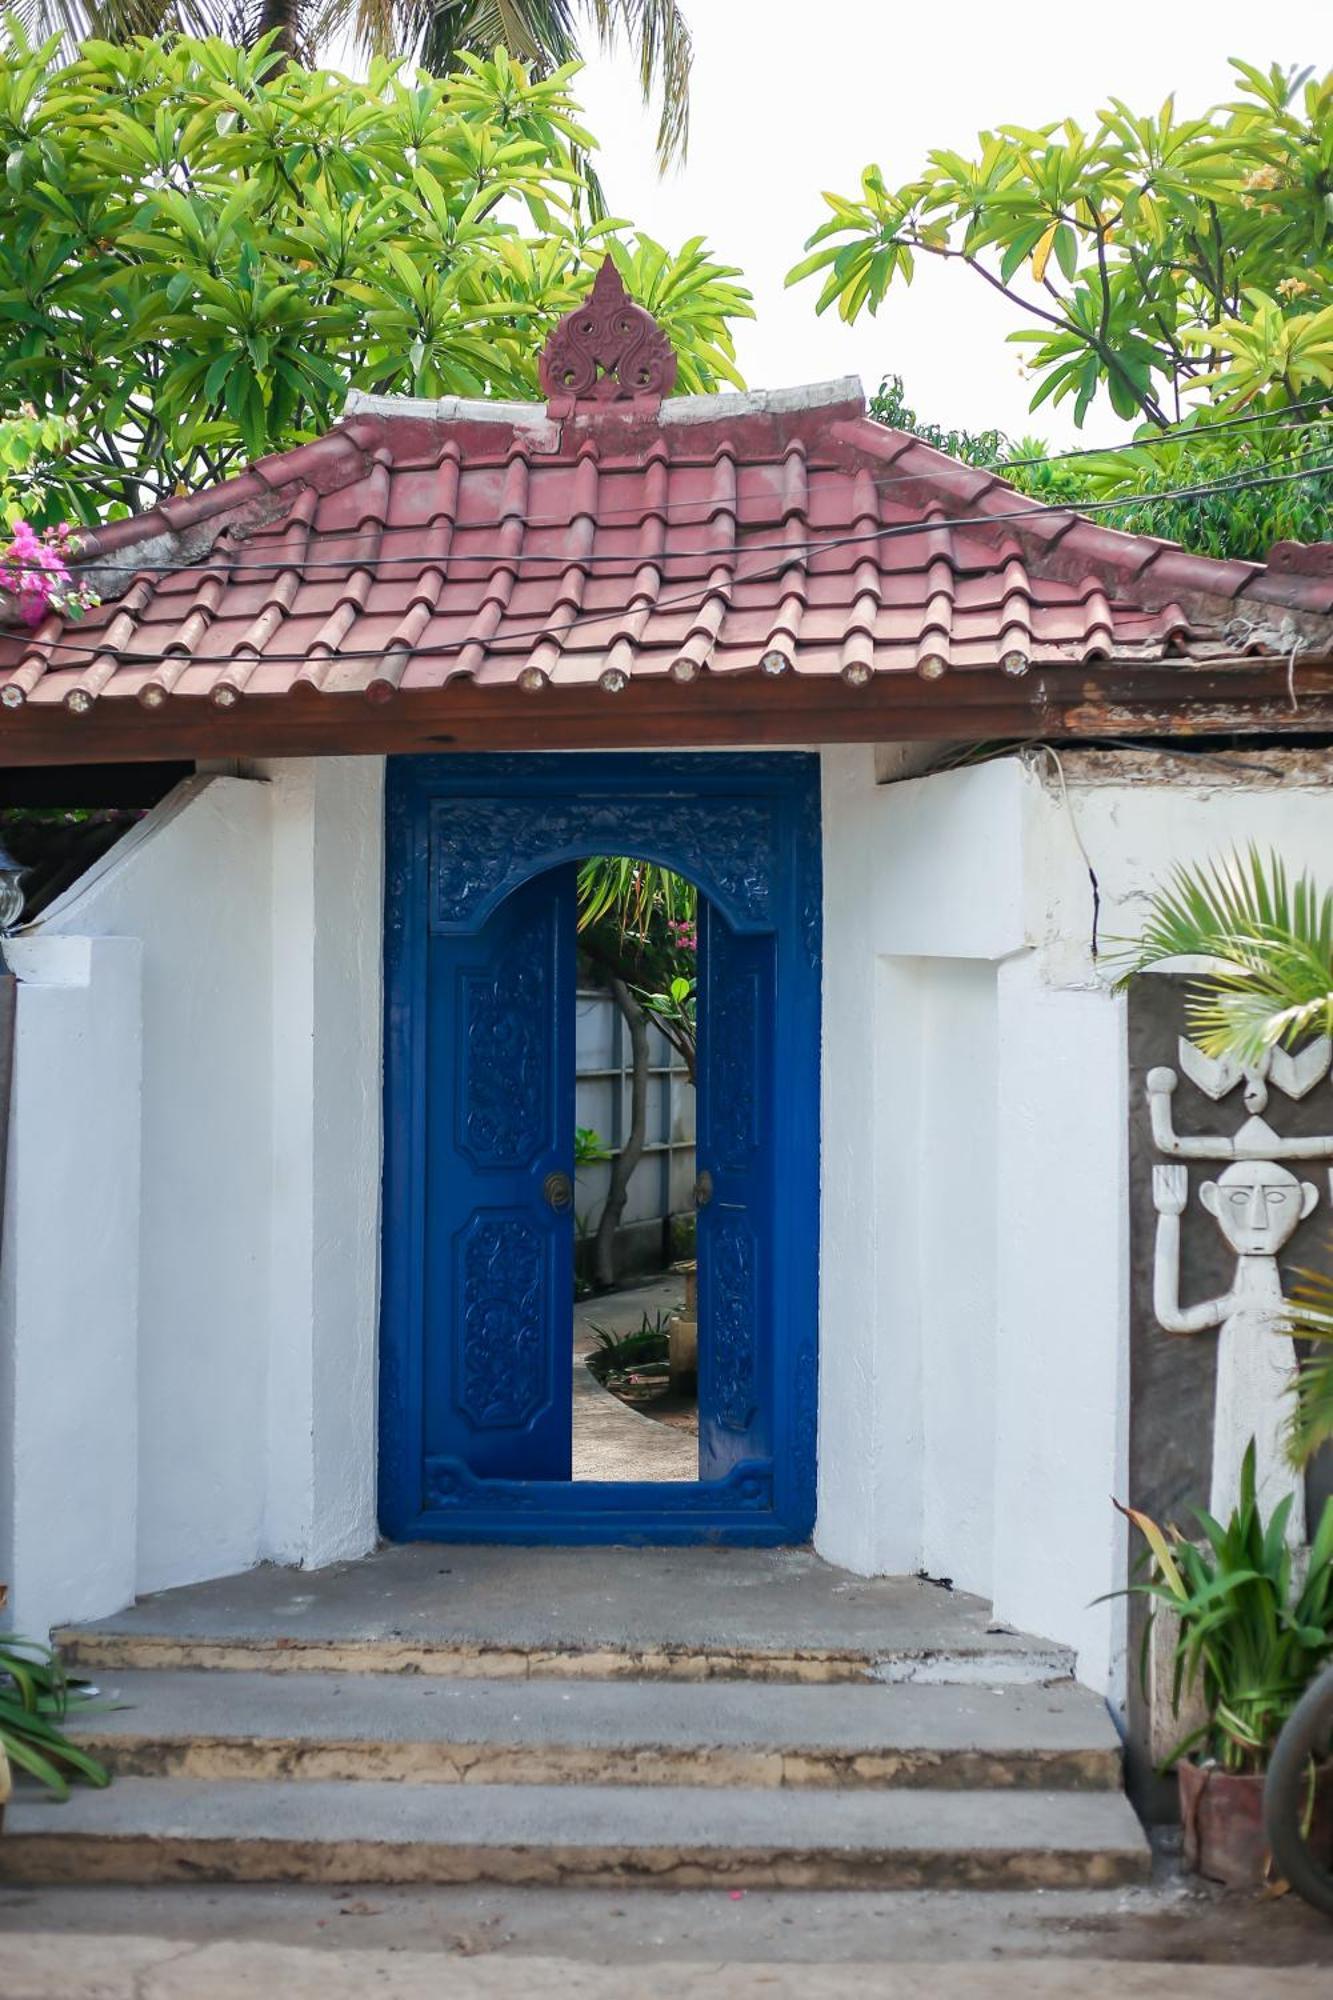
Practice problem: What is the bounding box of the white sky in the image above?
[574,0,1327,446]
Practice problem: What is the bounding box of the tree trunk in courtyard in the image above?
[594,975,649,1290]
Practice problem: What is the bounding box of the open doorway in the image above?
[572,858,698,1482]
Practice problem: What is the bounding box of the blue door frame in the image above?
[380,752,821,1545]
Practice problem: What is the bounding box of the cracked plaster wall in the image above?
[816,742,1333,1703]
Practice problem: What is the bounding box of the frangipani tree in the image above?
[789,60,1333,429]
[15,0,694,168]
[0,29,747,524]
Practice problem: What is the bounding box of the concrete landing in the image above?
[58,1547,1074,1684]
[0,1778,1150,1890]
[75,1670,1123,1790]
[9,1873,1333,1993]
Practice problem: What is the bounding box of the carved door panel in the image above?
[422,867,576,1486]
[695,898,775,1481]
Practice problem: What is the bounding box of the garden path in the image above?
[572,1277,696,1482]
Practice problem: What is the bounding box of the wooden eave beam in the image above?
[0,658,1331,768]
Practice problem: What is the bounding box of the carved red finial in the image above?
[539,259,678,415]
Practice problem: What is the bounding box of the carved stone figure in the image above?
[1146,1038,1333,1161]
[1152,1157,1319,1541]
[1147,1035,1333,1545]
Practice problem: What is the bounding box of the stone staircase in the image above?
[0,1547,1150,1889]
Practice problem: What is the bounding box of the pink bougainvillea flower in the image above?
[0,519,98,627]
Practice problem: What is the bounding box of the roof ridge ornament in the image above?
[539,258,678,416]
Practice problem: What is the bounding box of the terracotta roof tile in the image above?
[2,268,1331,716]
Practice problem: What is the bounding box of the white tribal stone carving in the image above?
[1148,1036,1333,1545]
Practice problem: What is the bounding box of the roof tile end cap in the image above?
[1267,539,1333,579]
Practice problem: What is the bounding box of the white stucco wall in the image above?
[1,763,384,1633]
[260,758,384,1569]
[8,735,1331,1683]
[918,958,997,1598]
[0,937,141,1639]
[39,777,274,1596]
[816,742,1333,1702]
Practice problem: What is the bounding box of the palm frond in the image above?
[576,855,694,933]
[1116,846,1333,1064]
[584,0,691,170]
[13,0,254,40]
[415,0,690,169]
[1284,1258,1333,1469]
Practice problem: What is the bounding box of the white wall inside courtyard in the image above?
[816,743,1333,1702]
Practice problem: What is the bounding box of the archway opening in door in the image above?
[572,854,700,1483]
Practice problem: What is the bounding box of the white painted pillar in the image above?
[816,749,926,1574]
[0,937,142,1638]
[991,952,1130,1694]
[262,757,385,1567]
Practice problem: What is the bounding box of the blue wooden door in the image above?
[422,866,577,1485]
[696,901,775,1481]
[381,752,821,1544]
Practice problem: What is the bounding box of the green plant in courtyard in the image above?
[576,859,697,1289]
[0,1634,110,1798]
[792,60,1332,429]
[1121,1444,1333,1772]
[575,1125,610,1166]
[585,1310,671,1382]
[0,28,748,524]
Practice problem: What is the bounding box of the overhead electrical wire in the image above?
[13,449,1333,676]
[41,382,1333,551]
[67,431,1333,587]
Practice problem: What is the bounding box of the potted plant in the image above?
[0,1634,110,1807]
[1123,1443,1333,1887]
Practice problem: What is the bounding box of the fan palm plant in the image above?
[14,0,693,168]
[1123,845,1333,1468]
[1122,847,1333,1066]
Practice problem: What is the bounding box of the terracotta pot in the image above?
[1179,1757,1333,1889]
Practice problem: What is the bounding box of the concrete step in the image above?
[54,1547,1077,1686]
[0,1777,1151,1890]
[71,1669,1124,1791]
[59,1628,1076,1684]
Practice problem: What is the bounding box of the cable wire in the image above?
[69,441,1333,585]
[30,391,1333,563]
[13,451,1333,676]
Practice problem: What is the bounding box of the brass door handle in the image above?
[543,1170,574,1212]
